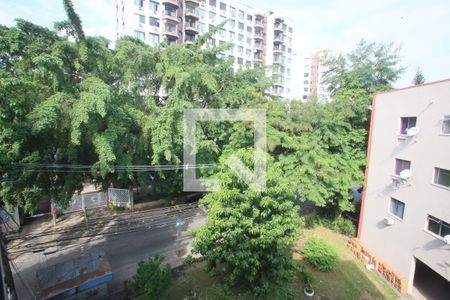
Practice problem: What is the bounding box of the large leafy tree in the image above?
[0,3,270,212]
[193,148,302,297]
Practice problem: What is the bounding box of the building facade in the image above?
[358,79,450,297]
[113,0,294,99]
[293,50,332,102]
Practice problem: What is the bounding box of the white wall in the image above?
[360,80,450,290]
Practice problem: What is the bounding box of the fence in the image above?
[53,189,133,215]
[107,188,133,208]
[55,191,107,214]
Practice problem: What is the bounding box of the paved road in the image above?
[8,204,207,300]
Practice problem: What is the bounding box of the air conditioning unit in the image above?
[444,235,450,245]
[384,216,394,225]
[405,127,420,137]
[399,169,412,180]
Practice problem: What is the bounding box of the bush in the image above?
[332,218,356,237]
[316,216,356,237]
[301,237,339,271]
[184,254,195,265]
[128,255,172,299]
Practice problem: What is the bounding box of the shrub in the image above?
[301,237,339,271]
[128,255,172,299]
[332,218,356,237]
[184,254,195,265]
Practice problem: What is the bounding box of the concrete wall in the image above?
[359,79,450,292]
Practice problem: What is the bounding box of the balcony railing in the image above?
[163,25,178,39]
[274,23,284,32]
[163,10,178,19]
[162,0,179,7]
[255,20,264,27]
[185,6,199,18]
[274,34,285,43]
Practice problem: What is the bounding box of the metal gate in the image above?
[107,188,132,208]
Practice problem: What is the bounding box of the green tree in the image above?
[412,68,425,85]
[128,255,172,299]
[193,148,302,297]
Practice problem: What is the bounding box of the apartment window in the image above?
[149,1,158,13]
[134,0,143,7]
[238,34,244,43]
[219,28,226,37]
[427,215,450,238]
[304,72,309,77]
[247,14,252,21]
[198,8,206,19]
[238,46,244,54]
[220,2,226,11]
[229,7,236,17]
[303,80,309,84]
[228,55,234,62]
[400,117,417,134]
[389,198,405,219]
[238,10,244,19]
[246,49,251,57]
[246,37,251,46]
[209,0,216,7]
[394,159,411,175]
[434,168,450,188]
[134,30,145,41]
[198,22,206,33]
[209,24,214,30]
[219,40,225,45]
[136,14,145,25]
[149,17,159,27]
[304,88,309,92]
[289,27,293,33]
[441,115,450,134]
[229,31,235,40]
[209,11,216,22]
[246,26,252,33]
[149,33,159,45]
[237,57,244,65]
[219,15,226,23]
[238,22,244,30]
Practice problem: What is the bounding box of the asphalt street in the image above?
[7,204,207,300]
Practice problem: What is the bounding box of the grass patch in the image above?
[157,226,399,300]
[296,226,399,300]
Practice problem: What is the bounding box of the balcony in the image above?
[255,20,264,28]
[162,10,178,22]
[254,43,264,50]
[273,67,283,76]
[254,54,264,63]
[274,34,285,44]
[185,35,196,45]
[163,25,179,39]
[274,23,284,32]
[273,45,284,54]
[185,6,199,19]
[273,55,285,65]
[185,0,200,5]
[254,32,264,41]
[162,0,179,8]
[185,22,199,34]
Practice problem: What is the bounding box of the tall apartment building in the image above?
[358,79,450,298]
[113,0,294,99]
[293,50,332,102]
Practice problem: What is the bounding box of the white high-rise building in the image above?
[292,50,333,102]
[113,0,295,99]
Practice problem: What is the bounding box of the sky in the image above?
[1,0,449,87]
